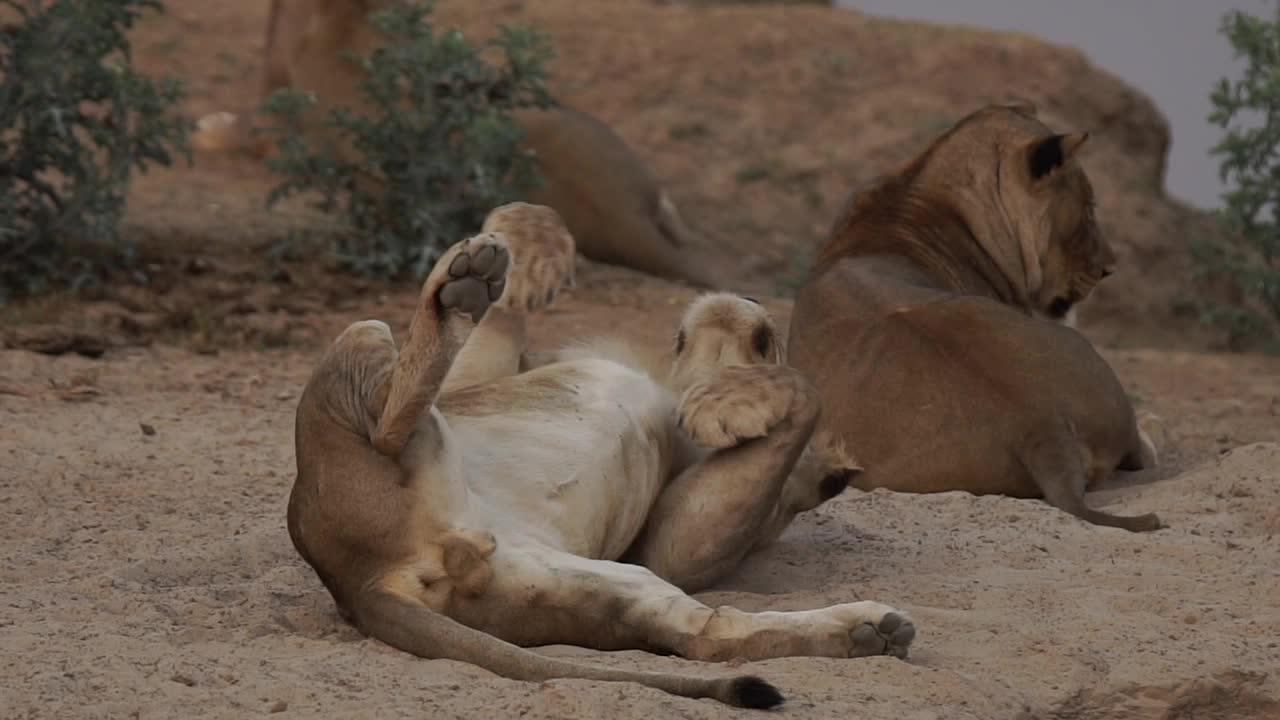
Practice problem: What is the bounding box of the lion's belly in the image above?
[445,358,677,560]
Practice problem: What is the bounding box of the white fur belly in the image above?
[446,359,676,559]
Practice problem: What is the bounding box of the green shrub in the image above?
[262,1,555,280]
[0,0,190,302]
[1197,5,1280,351]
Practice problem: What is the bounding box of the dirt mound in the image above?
[427,0,1223,350]
[1046,670,1280,720]
[97,0,1230,355]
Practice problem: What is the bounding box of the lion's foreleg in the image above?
[625,365,820,593]
[753,431,863,550]
[440,306,528,394]
[440,202,575,393]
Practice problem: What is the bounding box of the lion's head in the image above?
[981,104,1116,323]
[823,101,1117,323]
[668,293,782,391]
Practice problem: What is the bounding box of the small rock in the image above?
[269,701,287,714]
[140,423,157,437]
[56,386,102,403]
[276,390,294,401]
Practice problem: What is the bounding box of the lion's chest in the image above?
[447,359,677,560]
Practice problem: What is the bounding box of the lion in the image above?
[786,102,1162,532]
[288,201,914,707]
[193,0,716,288]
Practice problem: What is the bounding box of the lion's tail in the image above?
[649,190,720,290]
[354,587,784,709]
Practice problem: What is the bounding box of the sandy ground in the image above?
[2,0,1280,717]
[3,281,1279,719]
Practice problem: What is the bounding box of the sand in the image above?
[3,285,1278,719]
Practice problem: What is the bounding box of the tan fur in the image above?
[194,0,715,287]
[289,203,915,707]
[540,293,862,548]
[788,103,1163,532]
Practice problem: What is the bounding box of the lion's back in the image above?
[793,279,1136,486]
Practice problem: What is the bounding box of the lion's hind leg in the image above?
[355,544,784,708]
[446,542,909,666]
[372,233,510,457]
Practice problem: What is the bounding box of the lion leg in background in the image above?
[441,203,576,393]
[446,538,911,664]
[191,0,288,155]
[1022,425,1163,532]
[261,0,289,101]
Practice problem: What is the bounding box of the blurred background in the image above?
[3,0,1277,355]
[840,0,1270,210]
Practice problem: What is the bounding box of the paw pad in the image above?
[435,238,510,322]
[849,611,915,659]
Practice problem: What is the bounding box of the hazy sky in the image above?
[838,0,1272,209]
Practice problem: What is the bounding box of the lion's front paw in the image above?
[482,202,575,314]
[425,233,511,324]
[826,602,916,660]
[677,365,813,450]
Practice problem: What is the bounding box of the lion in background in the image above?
[788,102,1162,532]
[288,200,912,708]
[193,0,719,288]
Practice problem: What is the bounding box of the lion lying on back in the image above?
[788,102,1161,531]
[194,0,716,288]
[288,201,912,708]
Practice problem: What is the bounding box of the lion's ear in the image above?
[1027,132,1089,180]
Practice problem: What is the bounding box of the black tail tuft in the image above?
[819,468,860,501]
[731,675,785,709]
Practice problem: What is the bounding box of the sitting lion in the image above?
[194,0,716,288]
[288,202,914,707]
[786,102,1161,532]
